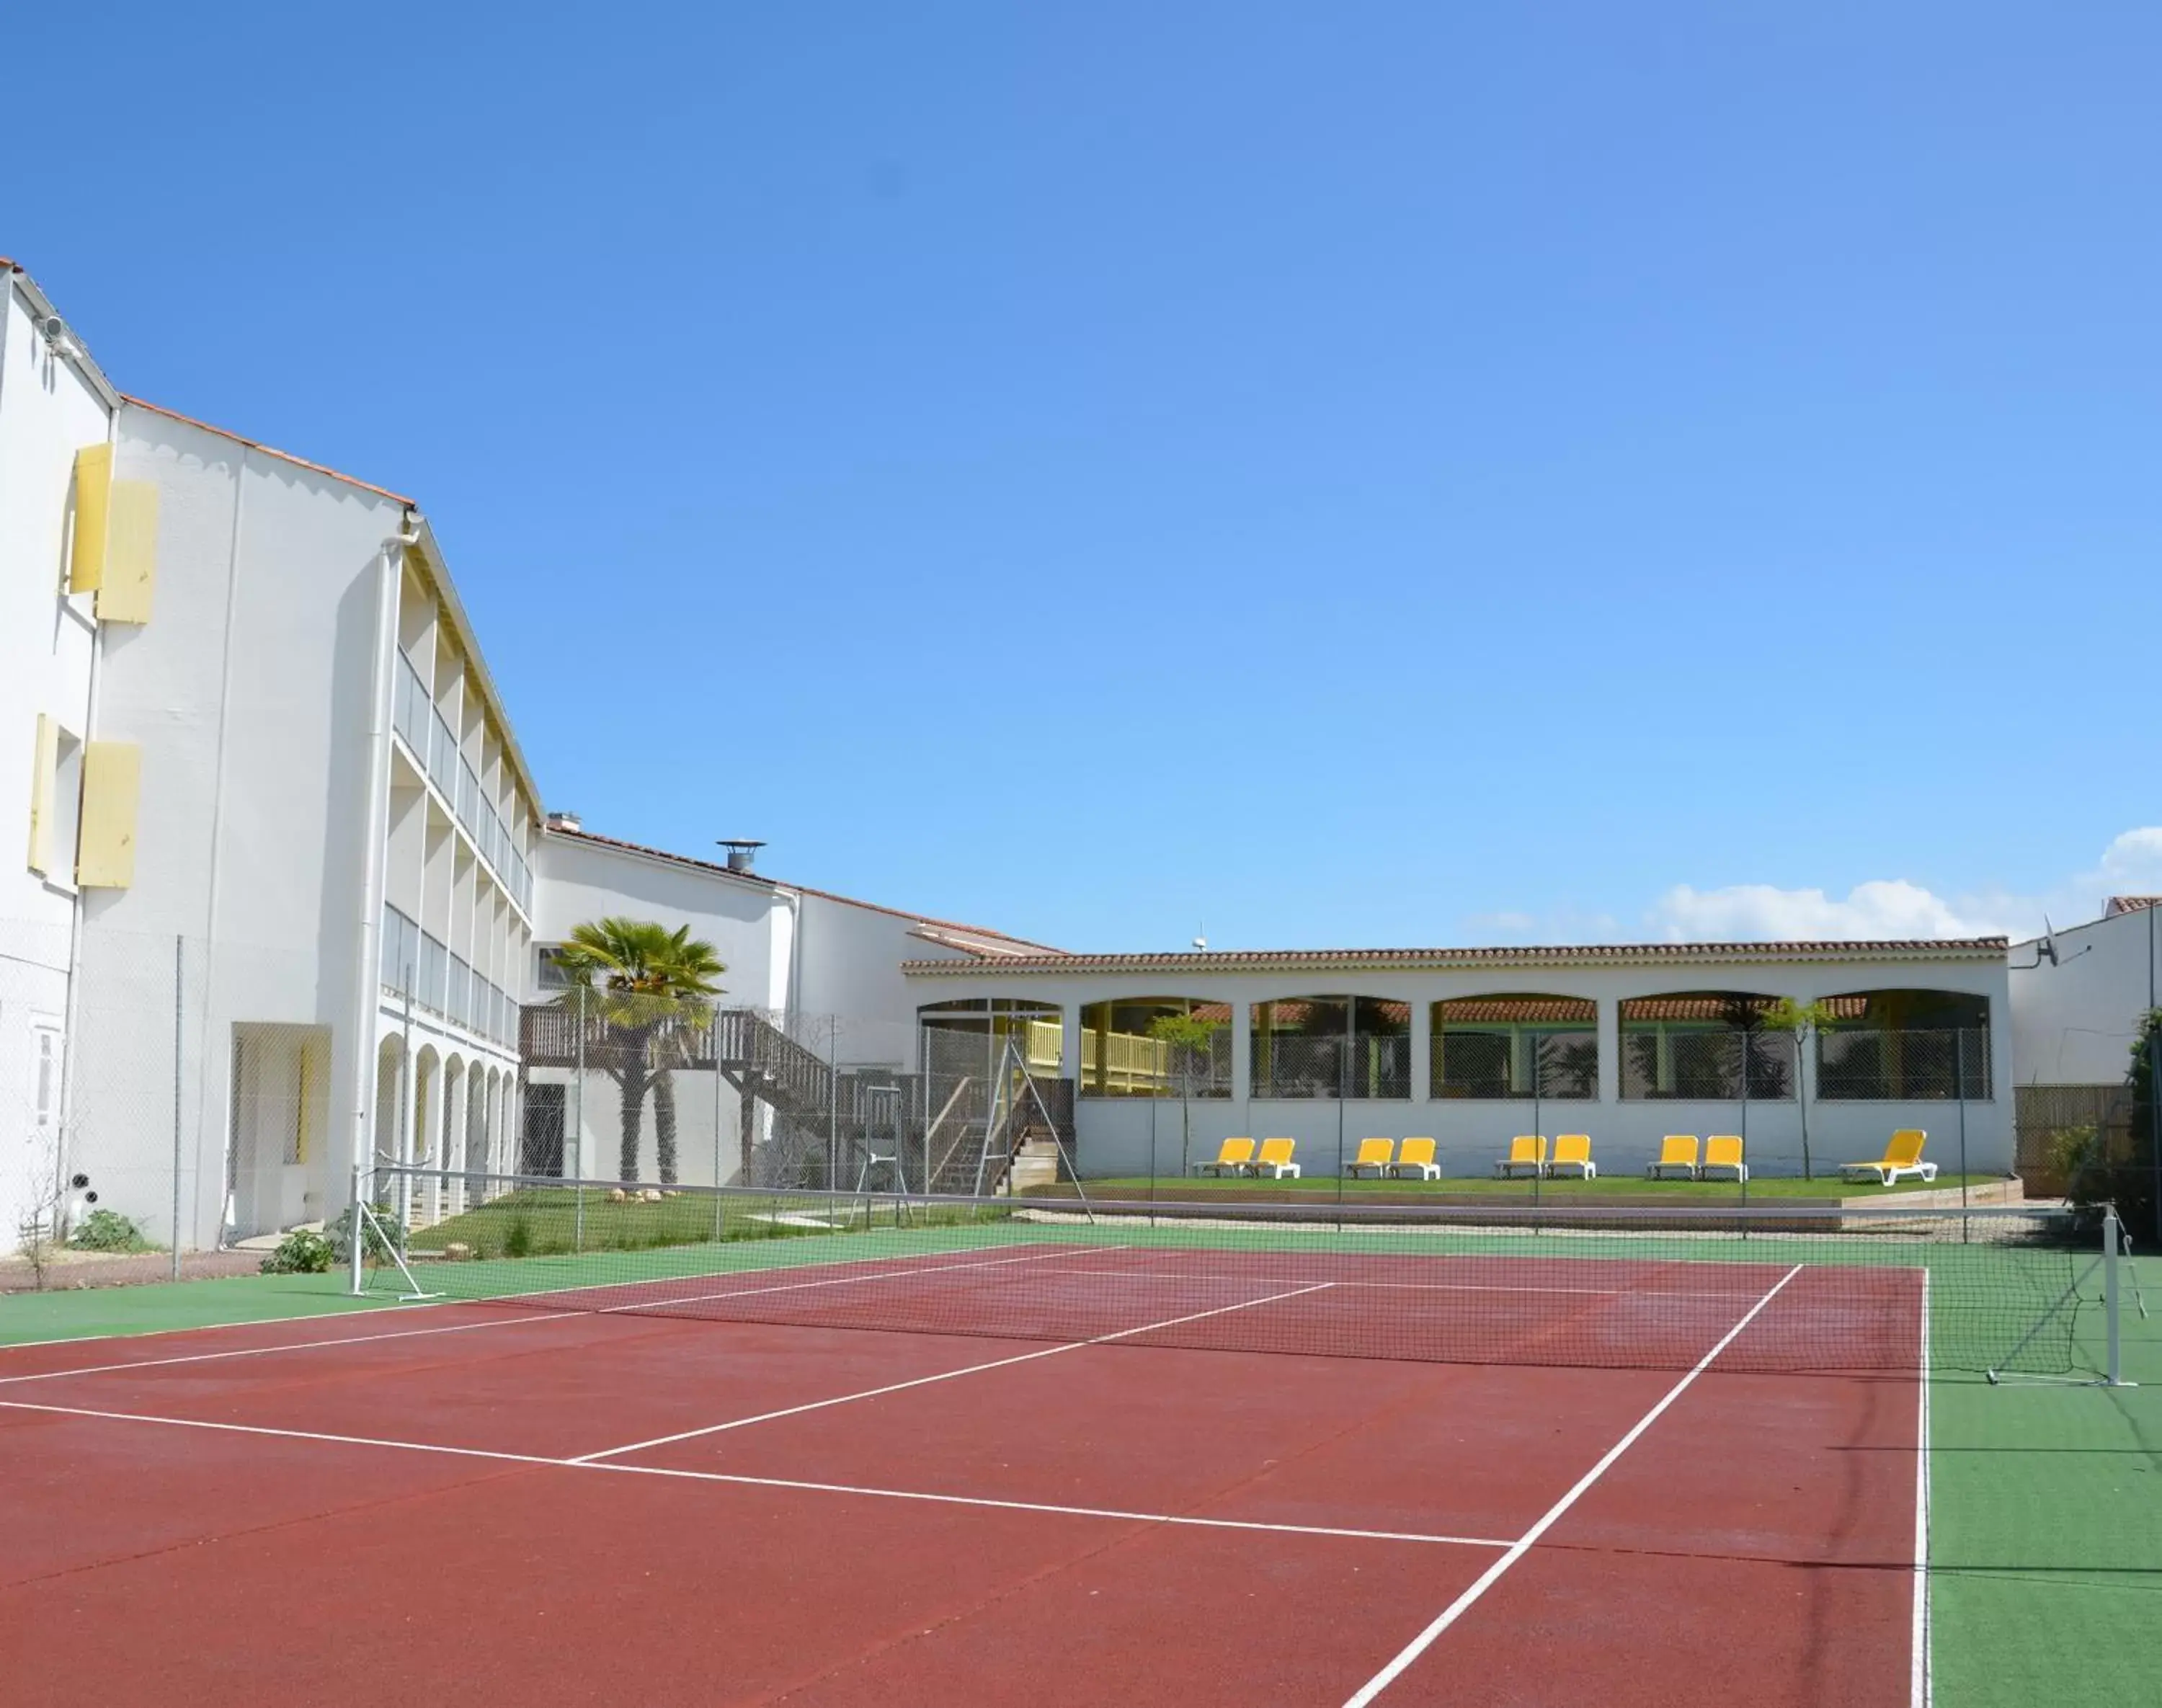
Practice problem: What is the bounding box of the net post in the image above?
[348,1160,368,1296]
[2105,1207,2124,1387]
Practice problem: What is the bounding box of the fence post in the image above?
[2104,1206,2123,1387]
[1956,1029,1970,1241]
[171,935,184,1281]
[572,986,585,1183]
[349,1160,368,1296]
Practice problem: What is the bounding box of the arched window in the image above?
[1619,992,1794,1101]
[1432,995,1598,1100]
[1077,998,1233,1098]
[916,997,1064,1084]
[1251,997,1410,1100]
[1816,989,1990,1100]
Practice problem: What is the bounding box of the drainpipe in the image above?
[52,406,115,1219]
[349,523,412,1209]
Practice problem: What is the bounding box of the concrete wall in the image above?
[906,953,2016,1180]
[2010,908,2161,1086]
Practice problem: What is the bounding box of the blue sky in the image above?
[12,3,2157,951]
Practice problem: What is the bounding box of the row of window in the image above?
[393,653,533,912]
[381,904,518,1049]
[995,990,1996,1103]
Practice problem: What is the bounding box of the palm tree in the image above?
[551,918,724,1183]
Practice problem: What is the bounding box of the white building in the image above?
[2008,897,2161,1087]
[1,262,543,1248]
[523,822,1052,1186]
[0,261,116,1250]
[902,938,2015,1180]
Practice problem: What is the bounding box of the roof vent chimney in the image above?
[546,810,582,832]
[717,838,765,874]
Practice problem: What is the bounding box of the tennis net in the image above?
[362,1166,2118,1379]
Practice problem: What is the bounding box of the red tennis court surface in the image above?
[0,1245,1926,1707]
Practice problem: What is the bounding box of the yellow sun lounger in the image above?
[1647,1136,1699,1180]
[1251,1137,1301,1180]
[1192,1137,1255,1177]
[1841,1129,1936,1186]
[1701,1134,1748,1182]
[1389,1137,1440,1180]
[1548,1134,1596,1179]
[1495,1135,1547,1179]
[1345,1137,1394,1179]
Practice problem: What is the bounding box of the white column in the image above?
[1410,999,1433,1105]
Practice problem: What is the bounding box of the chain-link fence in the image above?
[1620,1028,1799,1100]
[513,1000,1066,1203]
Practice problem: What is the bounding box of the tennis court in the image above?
[0,1187,2115,1707]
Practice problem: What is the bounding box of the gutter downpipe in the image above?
[52,399,116,1219]
[350,522,412,1214]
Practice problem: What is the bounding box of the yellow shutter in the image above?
[95,481,159,623]
[26,715,58,874]
[69,445,112,593]
[76,742,141,888]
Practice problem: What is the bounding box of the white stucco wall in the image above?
[68,406,407,1245]
[2009,908,2161,1087]
[794,890,958,1069]
[0,273,110,1249]
[531,834,787,1008]
[904,951,2016,1180]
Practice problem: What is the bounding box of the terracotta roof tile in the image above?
[902,938,2006,977]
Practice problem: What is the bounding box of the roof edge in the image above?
[901,938,2011,977]
[4,262,123,409]
[122,394,417,506]
[542,825,1064,952]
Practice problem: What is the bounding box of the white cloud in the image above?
[1644,827,2162,944]
[2098,827,2162,887]
[1650,879,1996,942]
[1464,827,2162,946]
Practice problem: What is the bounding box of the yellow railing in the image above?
[1081,1026,1172,1092]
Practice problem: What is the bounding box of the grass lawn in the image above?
[1032,1172,2006,1201]
[409,1185,996,1260]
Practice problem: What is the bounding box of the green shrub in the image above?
[503,1216,532,1258]
[259,1229,334,1274]
[67,1209,151,1253]
[2049,1124,2101,1193]
[328,1201,407,1264]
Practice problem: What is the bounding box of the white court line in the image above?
[0,1245,1103,1389]
[1340,1263,1805,1707]
[572,1281,1338,1463]
[1911,1268,1933,1708]
[0,1392,1505,1552]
